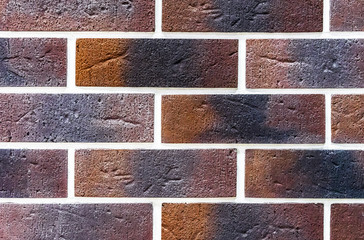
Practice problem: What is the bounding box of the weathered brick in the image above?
[332,95,364,143]
[0,0,154,31]
[162,94,325,143]
[331,0,364,31]
[247,39,364,88]
[75,149,236,197]
[162,203,323,240]
[0,149,67,198]
[246,150,364,198]
[0,94,153,142]
[163,0,323,32]
[0,204,152,239]
[331,204,364,240]
[76,39,238,88]
[0,38,66,87]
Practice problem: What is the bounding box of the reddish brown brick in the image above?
[331,204,364,240]
[162,203,323,240]
[0,204,152,239]
[0,0,154,31]
[162,94,325,143]
[76,39,238,88]
[331,0,364,31]
[163,0,323,32]
[0,94,153,142]
[246,150,364,198]
[0,38,66,86]
[332,95,364,143]
[75,149,236,198]
[247,39,364,88]
[0,149,67,198]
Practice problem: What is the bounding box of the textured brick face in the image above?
[162,94,325,143]
[76,39,238,88]
[0,38,66,87]
[247,39,364,88]
[0,94,154,142]
[163,0,323,32]
[331,0,364,31]
[0,204,153,239]
[332,95,364,143]
[331,204,364,240]
[0,149,67,198]
[75,149,236,197]
[0,0,154,31]
[246,150,364,198]
[162,203,323,240]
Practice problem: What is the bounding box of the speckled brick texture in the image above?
[0,94,154,142]
[163,0,323,32]
[75,149,236,197]
[246,150,364,198]
[76,39,238,88]
[0,204,153,239]
[331,0,364,31]
[331,204,364,240]
[0,149,67,198]
[0,0,154,31]
[162,203,323,240]
[162,94,325,143]
[247,39,364,88]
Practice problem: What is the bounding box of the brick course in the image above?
[331,0,364,31]
[331,204,364,240]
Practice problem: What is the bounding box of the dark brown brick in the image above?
[0,204,152,239]
[162,94,325,143]
[75,149,236,197]
[0,94,153,142]
[332,95,364,143]
[247,39,364,88]
[0,149,67,198]
[331,0,364,31]
[162,203,323,240]
[0,38,66,87]
[76,39,238,88]
[246,150,364,198]
[331,204,364,240]
[163,0,323,32]
[0,0,154,31]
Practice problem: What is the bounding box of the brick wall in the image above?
[0,0,363,239]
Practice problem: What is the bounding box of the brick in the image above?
[0,94,153,142]
[0,149,67,198]
[331,204,364,240]
[332,95,364,143]
[246,150,364,198]
[76,39,238,88]
[162,203,323,240]
[0,0,154,31]
[75,149,236,197]
[331,0,364,31]
[162,94,325,143]
[163,0,323,32]
[0,204,152,239]
[0,38,66,87]
[247,39,364,88]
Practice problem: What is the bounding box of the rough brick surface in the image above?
[75,149,236,197]
[0,94,153,142]
[162,94,325,143]
[162,203,323,240]
[0,149,67,198]
[0,0,154,31]
[247,39,364,88]
[0,38,66,87]
[163,0,323,32]
[331,204,364,240]
[246,150,364,198]
[331,0,364,31]
[76,39,238,88]
[332,95,364,143]
[0,204,152,239]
